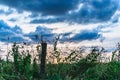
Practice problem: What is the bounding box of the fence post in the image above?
[40,42,47,79]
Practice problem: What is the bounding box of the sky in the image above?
[0,0,120,50]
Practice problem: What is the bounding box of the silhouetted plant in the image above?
[53,35,61,63]
[1,41,120,80]
[86,47,105,62]
[111,43,120,61]
[64,48,84,63]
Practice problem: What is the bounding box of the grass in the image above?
[0,42,120,80]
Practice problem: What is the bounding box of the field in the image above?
[0,42,120,80]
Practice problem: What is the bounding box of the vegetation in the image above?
[0,42,120,80]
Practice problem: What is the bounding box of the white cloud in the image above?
[0,2,120,52]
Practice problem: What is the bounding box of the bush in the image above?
[83,61,120,80]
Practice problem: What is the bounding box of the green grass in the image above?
[0,43,120,80]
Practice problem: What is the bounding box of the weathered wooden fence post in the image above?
[40,42,47,79]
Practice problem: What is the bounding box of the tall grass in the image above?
[0,42,120,80]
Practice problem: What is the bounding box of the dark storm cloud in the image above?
[0,20,55,43]
[0,0,79,16]
[60,32,73,43]
[111,14,120,23]
[30,17,65,24]
[0,20,104,43]
[0,0,118,24]
[28,13,39,18]
[30,0,119,24]
[59,28,104,43]
[0,9,5,14]
[70,30,102,42]
[8,18,17,22]
[68,0,119,23]
[0,20,27,42]
[26,28,103,43]
[25,26,55,42]
[0,8,13,15]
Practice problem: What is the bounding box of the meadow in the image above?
[0,41,120,80]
